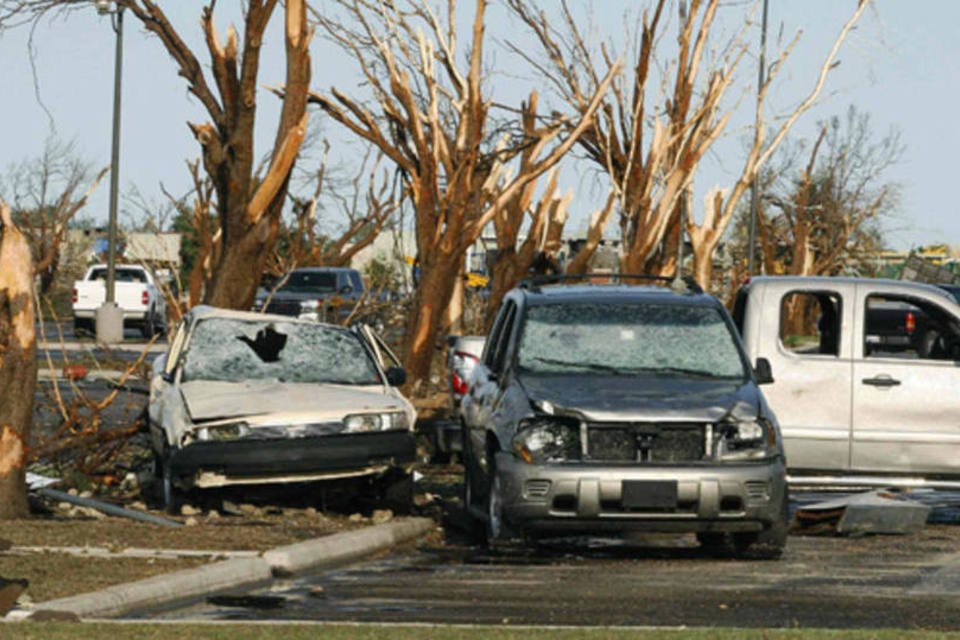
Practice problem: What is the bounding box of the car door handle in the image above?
[862,376,901,387]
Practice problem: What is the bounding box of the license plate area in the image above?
[621,480,678,509]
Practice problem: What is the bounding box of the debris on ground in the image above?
[794,489,932,536]
[35,487,182,528]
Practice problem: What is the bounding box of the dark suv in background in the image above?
[255,267,366,322]
[459,275,788,558]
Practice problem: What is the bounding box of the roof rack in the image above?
[518,273,704,295]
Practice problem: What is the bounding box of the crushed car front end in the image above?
[495,409,786,536]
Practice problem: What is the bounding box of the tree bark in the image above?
[404,253,458,391]
[0,202,36,519]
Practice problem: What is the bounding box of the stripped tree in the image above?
[0,201,36,519]
[686,3,872,288]
[309,0,615,388]
[754,106,900,280]
[2,0,314,309]
[509,0,743,276]
[0,137,107,296]
[510,0,871,289]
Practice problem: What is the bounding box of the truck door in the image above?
[851,285,960,475]
[758,284,853,472]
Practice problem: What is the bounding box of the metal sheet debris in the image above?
[794,489,932,535]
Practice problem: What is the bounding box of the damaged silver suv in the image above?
[460,276,788,558]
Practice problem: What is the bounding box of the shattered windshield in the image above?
[181,318,381,385]
[280,271,337,293]
[517,302,747,379]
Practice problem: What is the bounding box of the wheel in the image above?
[485,457,520,550]
[73,318,92,337]
[696,532,731,556]
[380,471,414,515]
[141,309,156,339]
[732,495,789,560]
[155,449,180,515]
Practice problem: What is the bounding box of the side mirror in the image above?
[339,285,353,295]
[754,357,774,385]
[385,366,406,387]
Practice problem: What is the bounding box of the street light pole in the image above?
[746,0,769,277]
[95,1,125,343]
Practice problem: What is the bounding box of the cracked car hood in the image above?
[180,380,404,422]
[517,374,759,422]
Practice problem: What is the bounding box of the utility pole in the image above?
[747,0,769,276]
[95,1,125,343]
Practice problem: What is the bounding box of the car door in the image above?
[851,285,960,475]
[465,300,518,472]
[148,318,191,451]
[757,281,855,473]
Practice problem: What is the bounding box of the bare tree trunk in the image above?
[0,202,36,519]
[405,255,458,390]
[444,260,465,335]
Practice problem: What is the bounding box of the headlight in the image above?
[343,411,409,433]
[715,418,777,461]
[195,422,251,442]
[512,417,581,464]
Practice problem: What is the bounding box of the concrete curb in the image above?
[264,516,435,575]
[13,517,435,620]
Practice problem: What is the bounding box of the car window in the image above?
[350,272,364,291]
[483,303,510,368]
[491,302,517,373]
[90,267,147,283]
[864,295,960,361]
[280,271,337,293]
[779,291,841,356]
[181,318,381,384]
[517,302,747,379]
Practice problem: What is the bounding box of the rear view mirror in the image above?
[385,366,407,387]
[754,357,774,385]
[339,285,353,294]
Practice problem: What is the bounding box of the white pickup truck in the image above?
[73,264,167,338]
[734,276,960,488]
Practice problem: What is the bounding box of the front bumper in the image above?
[495,452,787,535]
[168,430,416,489]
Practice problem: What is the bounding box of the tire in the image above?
[732,495,789,560]
[380,471,414,515]
[156,449,180,515]
[73,318,92,337]
[141,309,156,339]
[485,457,520,550]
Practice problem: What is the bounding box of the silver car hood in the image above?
[180,379,405,422]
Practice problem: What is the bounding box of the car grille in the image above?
[246,422,346,439]
[585,423,705,462]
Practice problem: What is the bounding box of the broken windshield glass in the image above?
[517,303,746,379]
[181,318,380,385]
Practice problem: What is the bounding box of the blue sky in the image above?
[0,1,955,250]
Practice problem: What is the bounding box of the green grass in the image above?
[2,623,959,640]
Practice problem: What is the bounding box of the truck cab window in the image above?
[864,295,960,361]
[779,291,841,356]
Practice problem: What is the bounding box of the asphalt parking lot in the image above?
[139,491,960,630]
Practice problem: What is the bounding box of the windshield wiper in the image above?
[523,356,624,375]
[623,365,737,379]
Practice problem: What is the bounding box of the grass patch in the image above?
[0,555,207,602]
[0,623,954,640]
